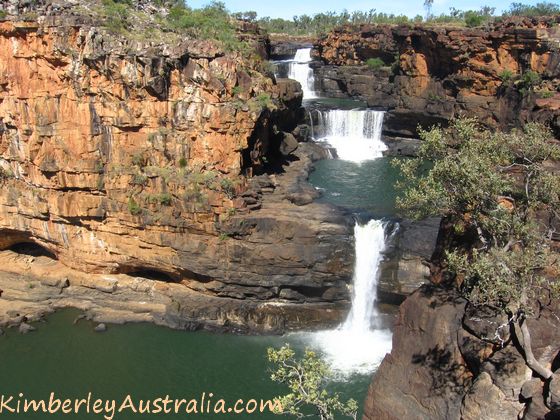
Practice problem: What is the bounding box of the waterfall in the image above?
[343,219,386,332]
[309,219,393,375]
[316,109,387,162]
[288,48,317,99]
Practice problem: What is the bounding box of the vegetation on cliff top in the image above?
[93,0,252,52]
[394,118,560,381]
[254,1,559,35]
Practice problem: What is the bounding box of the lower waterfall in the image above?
[309,220,393,375]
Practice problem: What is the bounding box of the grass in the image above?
[366,58,385,71]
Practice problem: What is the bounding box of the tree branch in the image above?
[513,315,554,380]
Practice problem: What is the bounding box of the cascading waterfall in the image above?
[311,220,392,375]
[316,109,387,162]
[303,109,392,375]
[342,220,386,332]
[288,48,317,99]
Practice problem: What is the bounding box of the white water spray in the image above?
[316,109,387,161]
[288,48,317,99]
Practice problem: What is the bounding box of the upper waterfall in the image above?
[288,48,317,99]
[316,109,387,162]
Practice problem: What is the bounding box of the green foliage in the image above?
[131,153,146,168]
[128,197,142,215]
[0,166,14,181]
[366,58,385,70]
[220,178,236,198]
[268,345,358,420]
[464,10,486,27]
[132,173,148,185]
[428,92,443,101]
[520,70,542,90]
[147,193,173,206]
[539,90,555,99]
[499,69,515,84]
[393,118,560,314]
[505,2,560,16]
[166,1,249,52]
[0,10,7,19]
[256,93,274,109]
[101,0,131,32]
[178,157,188,168]
[258,9,413,36]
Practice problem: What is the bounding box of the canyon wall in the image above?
[313,17,560,138]
[0,14,355,332]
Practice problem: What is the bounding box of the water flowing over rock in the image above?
[315,109,387,161]
[287,48,317,99]
[311,220,392,375]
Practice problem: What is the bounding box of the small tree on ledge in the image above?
[394,118,560,387]
[267,345,358,420]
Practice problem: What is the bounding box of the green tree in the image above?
[268,345,358,420]
[424,0,434,19]
[394,118,560,382]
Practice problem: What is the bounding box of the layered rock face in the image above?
[0,16,355,332]
[313,17,560,137]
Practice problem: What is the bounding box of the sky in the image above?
[186,0,552,19]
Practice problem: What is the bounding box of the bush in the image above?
[520,70,541,89]
[464,11,486,27]
[366,57,385,70]
[101,0,131,32]
[506,2,560,16]
[166,1,248,52]
[178,157,188,168]
[128,197,142,215]
[499,69,515,83]
[0,10,7,19]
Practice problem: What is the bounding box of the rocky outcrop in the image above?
[269,35,314,60]
[364,285,560,419]
[0,12,356,332]
[314,17,560,138]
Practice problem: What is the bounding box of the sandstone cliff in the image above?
[0,6,355,332]
[313,17,560,138]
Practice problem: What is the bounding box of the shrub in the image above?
[464,11,486,27]
[178,157,188,168]
[131,153,146,167]
[0,10,7,19]
[539,90,555,99]
[101,0,131,33]
[128,197,142,215]
[132,174,148,185]
[220,178,236,198]
[520,70,541,89]
[499,69,515,83]
[366,57,385,70]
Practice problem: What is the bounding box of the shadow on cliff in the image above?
[411,345,472,397]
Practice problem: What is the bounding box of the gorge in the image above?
[0,1,560,419]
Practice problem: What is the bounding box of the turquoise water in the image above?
[0,309,373,420]
[309,157,401,218]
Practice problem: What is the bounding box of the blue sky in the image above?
[187,0,551,19]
